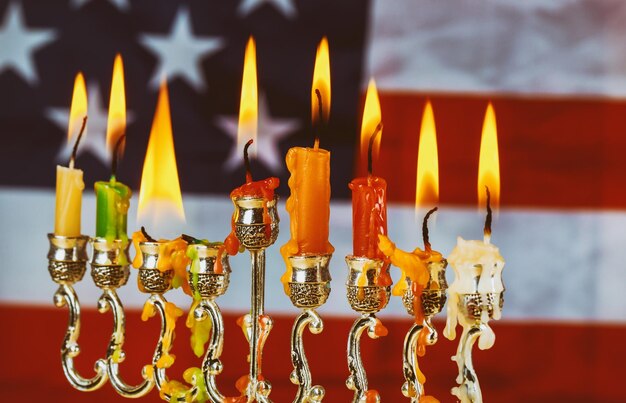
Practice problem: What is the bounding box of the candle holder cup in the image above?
[400,259,448,402]
[344,256,391,403]
[187,243,231,403]
[231,195,279,403]
[287,253,332,403]
[449,263,505,403]
[48,234,109,392]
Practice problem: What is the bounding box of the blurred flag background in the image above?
[0,0,625,401]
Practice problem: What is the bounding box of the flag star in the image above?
[71,0,130,11]
[0,2,56,85]
[219,94,300,173]
[47,85,134,167]
[238,0,297,19]
[140,7,224,92]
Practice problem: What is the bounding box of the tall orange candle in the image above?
[280,38,335,294]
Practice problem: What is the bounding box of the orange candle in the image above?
[279,37,335,294]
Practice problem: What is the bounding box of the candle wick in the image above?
[111,132,126,179]
[244,139,254,183]
[367,122,383,176]
[69,116,88,169]
[314,88,323,149]
[422,206,438,252]
[484,186,492,242]
[141,226,157,242]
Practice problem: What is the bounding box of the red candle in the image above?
[349,176,387,259]
[350,79,388,261]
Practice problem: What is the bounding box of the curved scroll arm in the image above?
[53,284,108,391]
[346,314,385,403]
[290,309,325,403]
[195,299,226,403]
[401,318,437,401]
[98,289,154,398]
[149,294,200,403]
[451,324,484,403]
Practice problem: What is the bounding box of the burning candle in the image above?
[280,37,335,294]
[54,72,87,237]
[444,103,505,349]
[132,78,189,289]
[378,100,442,323]
[224,37,280,257]
[349,78,387,262]
[95,54,131,244]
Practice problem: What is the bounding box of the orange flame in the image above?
[478,103,500,210]
[106,53,126,156]
[238,37,258,158]
[137,79,186,229]
[360,78,382,168]
[311,37,330,124]
[67,72,87,144]
[415,101,439,214]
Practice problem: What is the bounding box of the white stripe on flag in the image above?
[1,187,625,322]
[366,0,626,97]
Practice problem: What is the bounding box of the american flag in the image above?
[0,0,624,402]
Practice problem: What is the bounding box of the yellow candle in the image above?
[54,166,84,236]
[54,72,88,237]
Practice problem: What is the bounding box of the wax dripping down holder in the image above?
[231,195,279,403]
[451,264,505,403]
[187,243,232,402]
[344,256,391,403]
[286,253,332,402]
[401,259,448,402]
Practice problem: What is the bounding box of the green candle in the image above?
[95,177,131,242]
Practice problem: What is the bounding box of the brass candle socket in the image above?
[401,259,448,402]
[47,234,108,392]
[450,263,505,403]
[187,243,231,403]
[90,237,130,289]
[232,195,279,250]
[287,254,332,403]
[232,195,279,403]
[345,256,391,403]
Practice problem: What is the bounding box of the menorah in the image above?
[47,193,504,403]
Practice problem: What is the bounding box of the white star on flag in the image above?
[238,0,297,19]
[47,85,134,167]
[70,0,130,11]
[219,94,300,173]
[140,7,224,91]
[0,1,56,85]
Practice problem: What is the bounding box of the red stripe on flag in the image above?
[1,305,623,402]
[358,92,626,209]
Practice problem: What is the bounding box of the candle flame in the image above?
[478,103,500,211]
[360,78,382,168]
[67,72,87,144]
[137,79,186,229]
[415,101,439,214]
[106,53,126,157]
[238,37,258,158]
[311,37,330,124]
